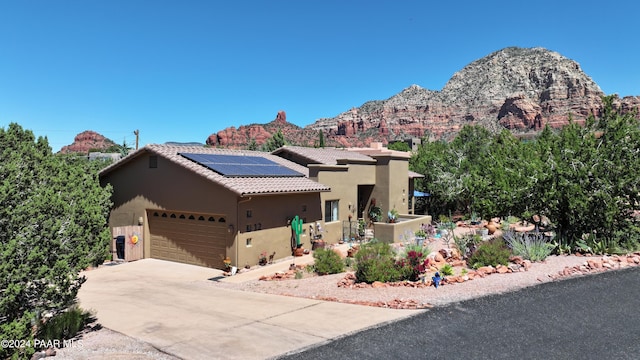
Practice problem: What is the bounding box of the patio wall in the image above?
[373,214,432,243]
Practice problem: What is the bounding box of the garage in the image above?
[148,210,228,269]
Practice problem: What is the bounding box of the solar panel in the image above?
[179,153,304,177]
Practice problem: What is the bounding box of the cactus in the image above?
[292,215,304,247]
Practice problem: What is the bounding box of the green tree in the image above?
[387,141,411,152]
[262,129,287,151]
[0,124,113,359]
[317,130,325,148]
[536,98,640,245]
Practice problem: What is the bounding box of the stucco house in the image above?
[99,143,428,270]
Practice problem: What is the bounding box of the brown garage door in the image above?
[148,210,228,269]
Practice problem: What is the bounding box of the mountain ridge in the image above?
[207,47,640,149]
[61,47,640,152]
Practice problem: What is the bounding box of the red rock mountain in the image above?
[206,110,321,148]
[207,47,640,148]
[59,131,117,154]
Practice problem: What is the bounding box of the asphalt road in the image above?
[278,266,640,360]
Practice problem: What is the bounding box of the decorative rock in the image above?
[439,248,453,259]
[508,264,521,272]
[450,260,467,267]
[587,259,603,269]
[496,265,509,274]
[522,260,532,270]
[372,281,386,288]
[477,266,496,274]
[509,255,524,265]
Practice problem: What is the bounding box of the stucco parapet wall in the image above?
[373,214,433,243]
[347,148,412,160]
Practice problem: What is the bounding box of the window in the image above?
[149,156,158,168]
[246,210,252,218]
[324,200,339,222]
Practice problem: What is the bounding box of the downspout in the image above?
[236,196,253,267]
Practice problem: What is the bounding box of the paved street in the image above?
[278,266,640,360]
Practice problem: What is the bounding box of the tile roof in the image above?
[272,145,376,165]
[100,144,330,196]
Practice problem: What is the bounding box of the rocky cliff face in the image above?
[59,130,117,154]
[309,47,640,144]
[207,47,639,149]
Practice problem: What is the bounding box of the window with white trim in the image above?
[324,200,339,222]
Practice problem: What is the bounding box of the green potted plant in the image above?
[368,199,382,223]
[414,228,426,246]
[259,251,267,266]
[387,208,399,223]
[358,218,366,237]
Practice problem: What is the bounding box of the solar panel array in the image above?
[179,153,304,177]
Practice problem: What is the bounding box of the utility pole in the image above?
[133,130,139,150]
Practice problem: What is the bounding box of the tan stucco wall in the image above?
[235,193,322,267]
[311,164,375,243]
[373,214,433,243]
[371,157,410,220]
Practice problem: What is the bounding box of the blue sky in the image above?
[1,1,639,152]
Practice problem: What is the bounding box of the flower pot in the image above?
[486,222,497,235]
[312,239,325,250]
[476,228,489,237]
[294,247,305,257]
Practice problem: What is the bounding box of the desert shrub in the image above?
[503,230,555,261]
[38,306,93,342]
[613,226,640,253]
[468,238,511,269]
[403,243,431,257]
[453,234,481,259]
[396,248,430,281]
[354,241,403,283]
[439,263,454,276]
[312,248,345,275]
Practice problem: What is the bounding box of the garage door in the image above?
[148,210,228,269]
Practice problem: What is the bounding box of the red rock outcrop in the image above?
[59,130,117,154]
[205,110,322,149]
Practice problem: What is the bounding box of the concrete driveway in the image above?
[77,259,417,360]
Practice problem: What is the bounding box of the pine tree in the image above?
[0,124,112,358]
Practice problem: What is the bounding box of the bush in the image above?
[312,248,345,275]
[396,247,430,281]
[354,241,403,283]
[453,234,481,259]
[38,306,93,342]
[503,230,555,261]
[468,238,511,268]
[439,263,454,276]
